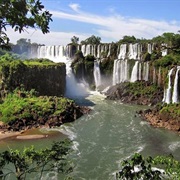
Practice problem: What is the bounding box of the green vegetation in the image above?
[117,153,180,179]
[71,36,79,45]
[0,0,52,50]
[160,103,180,119]
[154,54,180,67]
[0,88,73,124]
[125,82,160,98]
[100,58,114,75]
[81,35,101,45]
[0,140,72,180]
[118,35,138,44]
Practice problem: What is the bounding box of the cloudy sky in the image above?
[7,0,180,45]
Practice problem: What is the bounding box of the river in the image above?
[1,92,180,180]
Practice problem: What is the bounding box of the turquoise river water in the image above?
[0,92,180,180]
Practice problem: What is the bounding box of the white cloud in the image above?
[6,28,89,45]
[5,6,180,45]
[51,8,180,42]
[69,3,80,12]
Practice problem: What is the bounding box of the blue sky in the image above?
[7,0,180,45]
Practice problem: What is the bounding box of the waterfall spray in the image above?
[164,68,174,104]
[172,67,180,103]
[94,60,102,90]
[130,61,139,82]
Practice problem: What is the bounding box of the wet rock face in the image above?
[138,108,180,133]
[0,63,66,97]
[104,81,163,106]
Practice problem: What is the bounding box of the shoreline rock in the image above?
[138,108,180,134]
[0,105,91,134]
[104,81,163,106]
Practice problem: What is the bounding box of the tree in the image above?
[116,153,180,180]
[0,0,52,50]
[0,140,72,180]
[81,35,101,45]
[71,36,79,44]
[118,35,137,44]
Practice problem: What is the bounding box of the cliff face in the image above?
[0,60,66,97]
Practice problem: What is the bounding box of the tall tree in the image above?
[0,0,52,50]
[71,36,79,44]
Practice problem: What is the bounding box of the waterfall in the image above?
[81,45,86,56]
[143,62,149,81]
[172,67,180,103]
[97,45,101,58]
[85,44,91,56]
[113,59,118,85]
[107,44,111,57]
[94,60,101,89]
[65,59,89,97]
[147,43,154,54]
[118,44,127,60]
[130,61,139,82]
[112,59,129,85]
[138,63,142,80]
[164,68,174,104]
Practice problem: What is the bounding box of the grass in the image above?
[0,89,74,123]
[125,81,160,98]
[160,103,180,119]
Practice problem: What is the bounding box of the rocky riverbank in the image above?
[104,81,180,134]
[104,81,163,106]
[0,104,90,132]
[0,89,91,134]
[138,106,180,133]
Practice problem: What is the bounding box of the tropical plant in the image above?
[116,153,180,180]
[0,140,72,180]
[0,0,52,49]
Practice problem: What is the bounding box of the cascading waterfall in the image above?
[113,59,118,85]
[163,68,174,104]
[130,61,139,82]
[128,43,141,60]
[93,60,102,89]
[172,67,180,103]
[143,62,149,81]
[138,62,142,80]
[118,44,127,60]
[112,59,129,85]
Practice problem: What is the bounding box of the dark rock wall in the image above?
[0,62,66,97]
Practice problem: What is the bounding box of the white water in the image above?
[143,62,149,81]
[112,59,129,85]
[130,61,139,82]
[128,43,141,60]
[118,44,127,59]
[164,68,174,104]
[147,43,153,54]
[93,60,102,89]
[172,67,180,103]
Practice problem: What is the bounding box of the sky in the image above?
[6,0,180,45]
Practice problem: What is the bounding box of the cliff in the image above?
[0,59,66,98]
